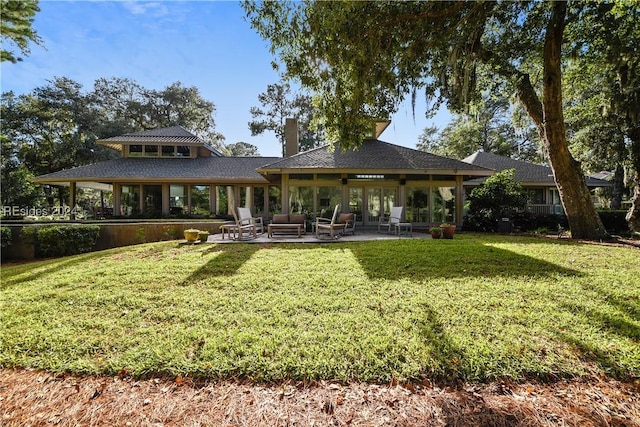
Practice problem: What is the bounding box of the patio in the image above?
[206,227,434,244]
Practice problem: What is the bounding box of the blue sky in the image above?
[1,0,450,157]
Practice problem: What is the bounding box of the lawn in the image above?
[1,234,638,383]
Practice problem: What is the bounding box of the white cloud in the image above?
[122,2,168,17]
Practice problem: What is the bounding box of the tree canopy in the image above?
[0,0,42,63]
[1,77,224,207]
[245,0,638,239]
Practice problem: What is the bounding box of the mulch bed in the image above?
[1,369,638,426]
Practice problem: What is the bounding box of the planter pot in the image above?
[198,231,210,242]
[441,225,456,239]
[430,231,442,239]
[184,229,200,242]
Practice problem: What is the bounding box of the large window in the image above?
[191,185,210,216]
[269,186,281,215]
[317,186,342,218]
[350,188,364,220]
[253,187,265,216]
[143,185,162,217]
[216,185,234,217]
[289,186,313,214]
[406,187,429,223]
[120,185,140,216]
[434,187,455,223]
[170,185,187,215]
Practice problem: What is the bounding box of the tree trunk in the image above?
[540,2,607,240]
[626,127,640,232]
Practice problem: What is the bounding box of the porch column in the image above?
[282,174,290,214]
[455,176,464,226]
[162,184,170,216]
[113,183,121,216]
[210,185,216,216]
[69,182,77,220]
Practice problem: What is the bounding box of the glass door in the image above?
[366,187,397,226]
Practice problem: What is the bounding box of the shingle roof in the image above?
[97,126,223,156]
[99,126,203,144]
[35,157,280,183]
[462,151,611,187]
[260,139,491,173]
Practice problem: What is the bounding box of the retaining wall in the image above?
[2,221,225,260]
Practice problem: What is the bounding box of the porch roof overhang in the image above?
[34,157,281,187]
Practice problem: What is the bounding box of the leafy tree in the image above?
[466,169,528,232]
[563,2,640,231]
[418,92,543,162]
[225,141,260,157]
[1,91,45,207]
[0,0,42,63]
[249,81,323,156]
[245,1,630,239]
[1,77,225,207]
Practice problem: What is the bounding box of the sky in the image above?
[1,0,451,157]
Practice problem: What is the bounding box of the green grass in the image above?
[1,234,638,383]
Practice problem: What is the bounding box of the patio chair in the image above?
[237,206,264,234]
[378,206,403,234]
[315,204,345,239]
[228,207,257,240]
[339,213,356,236]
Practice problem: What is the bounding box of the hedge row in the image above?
[464,210,629,234]
[21,225,101,258]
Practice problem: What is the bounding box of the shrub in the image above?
[465,169,528,232]
[597,210,629,233]
[36,225,100,257]
[1,226,12,248]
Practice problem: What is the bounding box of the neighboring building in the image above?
[35,121,493,226]
[462,151,612,215]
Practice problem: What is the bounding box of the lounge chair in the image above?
[378,206,403,234]
[237,207,264,234]
[315,204,345,239]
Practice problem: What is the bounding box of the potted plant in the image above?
[198,230,210,242]
[184,228,200,242]
[430,226,442,239]
[440,223,456,239]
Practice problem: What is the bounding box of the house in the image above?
[34,120,494,227]
[462,151,612,215]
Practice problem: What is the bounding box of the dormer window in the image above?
[162,145,176,157]
[129,145,143,157]
[144,145,158,157]
[177,146,191,157]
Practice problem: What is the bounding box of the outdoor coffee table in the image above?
[268,223,304,238]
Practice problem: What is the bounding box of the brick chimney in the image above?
[284,118,299,157]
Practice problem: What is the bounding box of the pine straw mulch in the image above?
[1,369,639,427]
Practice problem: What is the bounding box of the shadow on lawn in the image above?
[181,244,261,283]
[346,239,581,280]
[556,282,640,379]
[0,251,112,288]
